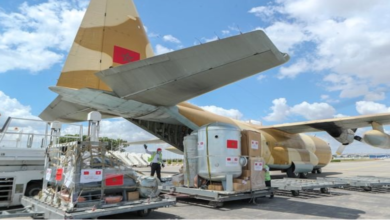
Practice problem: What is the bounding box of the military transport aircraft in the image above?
[40,0,390,178]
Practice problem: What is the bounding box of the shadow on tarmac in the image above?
[274,189,349,199]
[253,197,365,219]
[173,196,364,219]
[98,210,182,219]
[340,186,390,194]
[271,172,343,180]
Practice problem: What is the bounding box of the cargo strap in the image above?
[185,146,191,186]
[206,124,212,183]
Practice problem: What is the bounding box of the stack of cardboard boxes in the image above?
[233,130,266,192]
[208,182,224,191]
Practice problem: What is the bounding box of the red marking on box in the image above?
[56,168,63,181]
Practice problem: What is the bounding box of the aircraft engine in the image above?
[334,129,355,145]
[363,130,390,149]
[333,129,362,155]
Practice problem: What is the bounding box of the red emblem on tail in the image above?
[113,46,140,64]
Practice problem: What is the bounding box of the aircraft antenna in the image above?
[214,32,221,40]
[236,25,243,34]
[195,37,203,45]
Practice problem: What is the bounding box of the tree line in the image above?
[59,134,128,152]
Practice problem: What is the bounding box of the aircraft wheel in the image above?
[299,172,308,179]
[291,190,300,196]
[317,168,322,174]
[320,188,329,193]
[363,186,372,192]
[311,169,317,174]
[209,201,224,208]
[137,209,151,217]
[286,167,299,178]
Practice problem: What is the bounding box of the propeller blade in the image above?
[336,144,348,155]
[354,135,362,142]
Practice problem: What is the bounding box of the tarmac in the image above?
[11,159,390,219]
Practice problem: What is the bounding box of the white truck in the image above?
[0,117,82,207]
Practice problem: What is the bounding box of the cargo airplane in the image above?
[40,0,390,178]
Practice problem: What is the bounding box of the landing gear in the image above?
[320,188,329,193]
[291,190,300,196]
[286,167,300,178]
[299,172,308,179]
[286,167,308,178]
[311,168,322,174]
[363,186,372,191]
[209,201,224,208]
[136,209,151,217]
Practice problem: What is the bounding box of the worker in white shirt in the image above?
[144,144,165,183]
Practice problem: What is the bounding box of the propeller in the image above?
[335,129,363,155]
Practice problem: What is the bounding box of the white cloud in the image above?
[278,59,309,79]
[290,102,335,120]
[0,0,86,73]
[263,98,290,122]
[250,0,390,98]
[163,35,181,44]
[0,91,36,122]
[321,95,329,100]
[201,105,243,120]
[99,119,155,142]
[257,75,267,81]
[364,91,386,101]
[221,30,230,35]
[259,22,310,54]
[263,98,336,122]
[320,94,339,104]
[203,36,218,43]
[249,6,277,18]
[356,101,390,115]
[155,44,174,55]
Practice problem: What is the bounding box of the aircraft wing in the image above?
[165,146,184,155]
[261,113,390,134]
[125,139,165,146]
[96,30,289,106]
[39,96,117,122]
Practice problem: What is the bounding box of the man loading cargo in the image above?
[144,144,165,183]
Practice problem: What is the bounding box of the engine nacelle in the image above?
[333,129,355,145]
[363,130,390,149]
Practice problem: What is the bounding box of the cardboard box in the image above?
[233,179,251,192]
[241,130,262,157]
[127,191,139,201]
[249,157,266,190]
[240,170,251,180]
[171,174,184,187]
[208,183,223,191]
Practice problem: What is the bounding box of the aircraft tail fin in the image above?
[57,0,154,91]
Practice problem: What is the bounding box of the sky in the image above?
[1,0,390,155]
